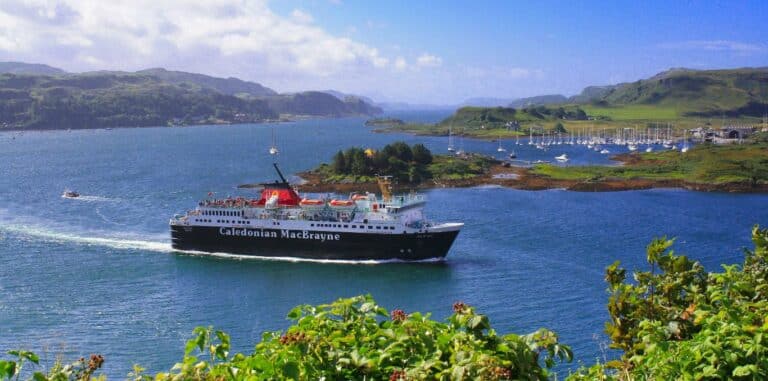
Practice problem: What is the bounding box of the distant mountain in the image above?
[460,97,519,107]
[267,91,382,117]
[0,64,382,130]
[508,94,567,108]
[320,90,376,106]
[0,62,66,75]
[138,68,277,97]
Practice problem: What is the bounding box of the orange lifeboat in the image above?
[329,199,355,208]
[300,198,325,210]
[351,194,369,201]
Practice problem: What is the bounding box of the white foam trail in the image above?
[176,250,446,265]
[61,195,120,202]
[1,223,174,252]
[0,223,446,265]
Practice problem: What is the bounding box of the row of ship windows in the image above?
[195,219,251,224]
[192,219,394,230]
[203,210,243,217]
[310,223,395,230]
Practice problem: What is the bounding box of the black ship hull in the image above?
[170,225,460,261]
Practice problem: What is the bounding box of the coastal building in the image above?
[717,125,755,139]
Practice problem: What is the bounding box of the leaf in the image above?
[286,306,302,320]
[0,361,16,379]
[281,361,300,380]
[32,372,47,381]
[733,365,756,377]
[22,351,40,365]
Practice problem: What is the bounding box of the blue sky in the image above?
[0,1,766,103]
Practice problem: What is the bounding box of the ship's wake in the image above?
[61,194,121,202]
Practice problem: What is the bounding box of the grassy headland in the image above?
[531,140,768,191]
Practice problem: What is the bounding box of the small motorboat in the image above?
[555,154,569,162]
[62,190,80,198]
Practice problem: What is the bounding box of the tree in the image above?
[332,150,346,173]
[350,149,368,176]
[389,141,413,162]
[412,144,433,165]
[573,107,588,120]
[553,122,567,134]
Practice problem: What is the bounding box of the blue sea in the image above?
[1,111,766,378]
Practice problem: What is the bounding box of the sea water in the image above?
[1,114,766,377]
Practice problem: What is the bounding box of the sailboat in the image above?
[456,131,465,156]
[497,136,507,152]
[447,125,455,153]
[681,129,689,153]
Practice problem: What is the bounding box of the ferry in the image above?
[169,164,463,261]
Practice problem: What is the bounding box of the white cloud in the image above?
[0,1,554,103]
[659,40,765,53]
[394,56,407,70]
[0,0,390,79]
[416,53,442,67]
[291,9,313,24]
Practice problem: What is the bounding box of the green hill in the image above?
[0,62,67,76]
[137,68,277,97]
[0,65,382,130]
[439,105,587,128]
[574,67,768,117]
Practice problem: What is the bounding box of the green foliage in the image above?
[154,295,570,380]
[569,225,768,380]
[329,142,440,183]
[331,150,346,174]
[0,350,104,381]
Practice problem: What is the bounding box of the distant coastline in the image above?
[0,63,382,131]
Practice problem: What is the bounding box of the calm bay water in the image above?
[1,112,767,377]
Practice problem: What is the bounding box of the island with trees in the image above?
[297,141,499,193]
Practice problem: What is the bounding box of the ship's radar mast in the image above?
[377,175,393,202]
